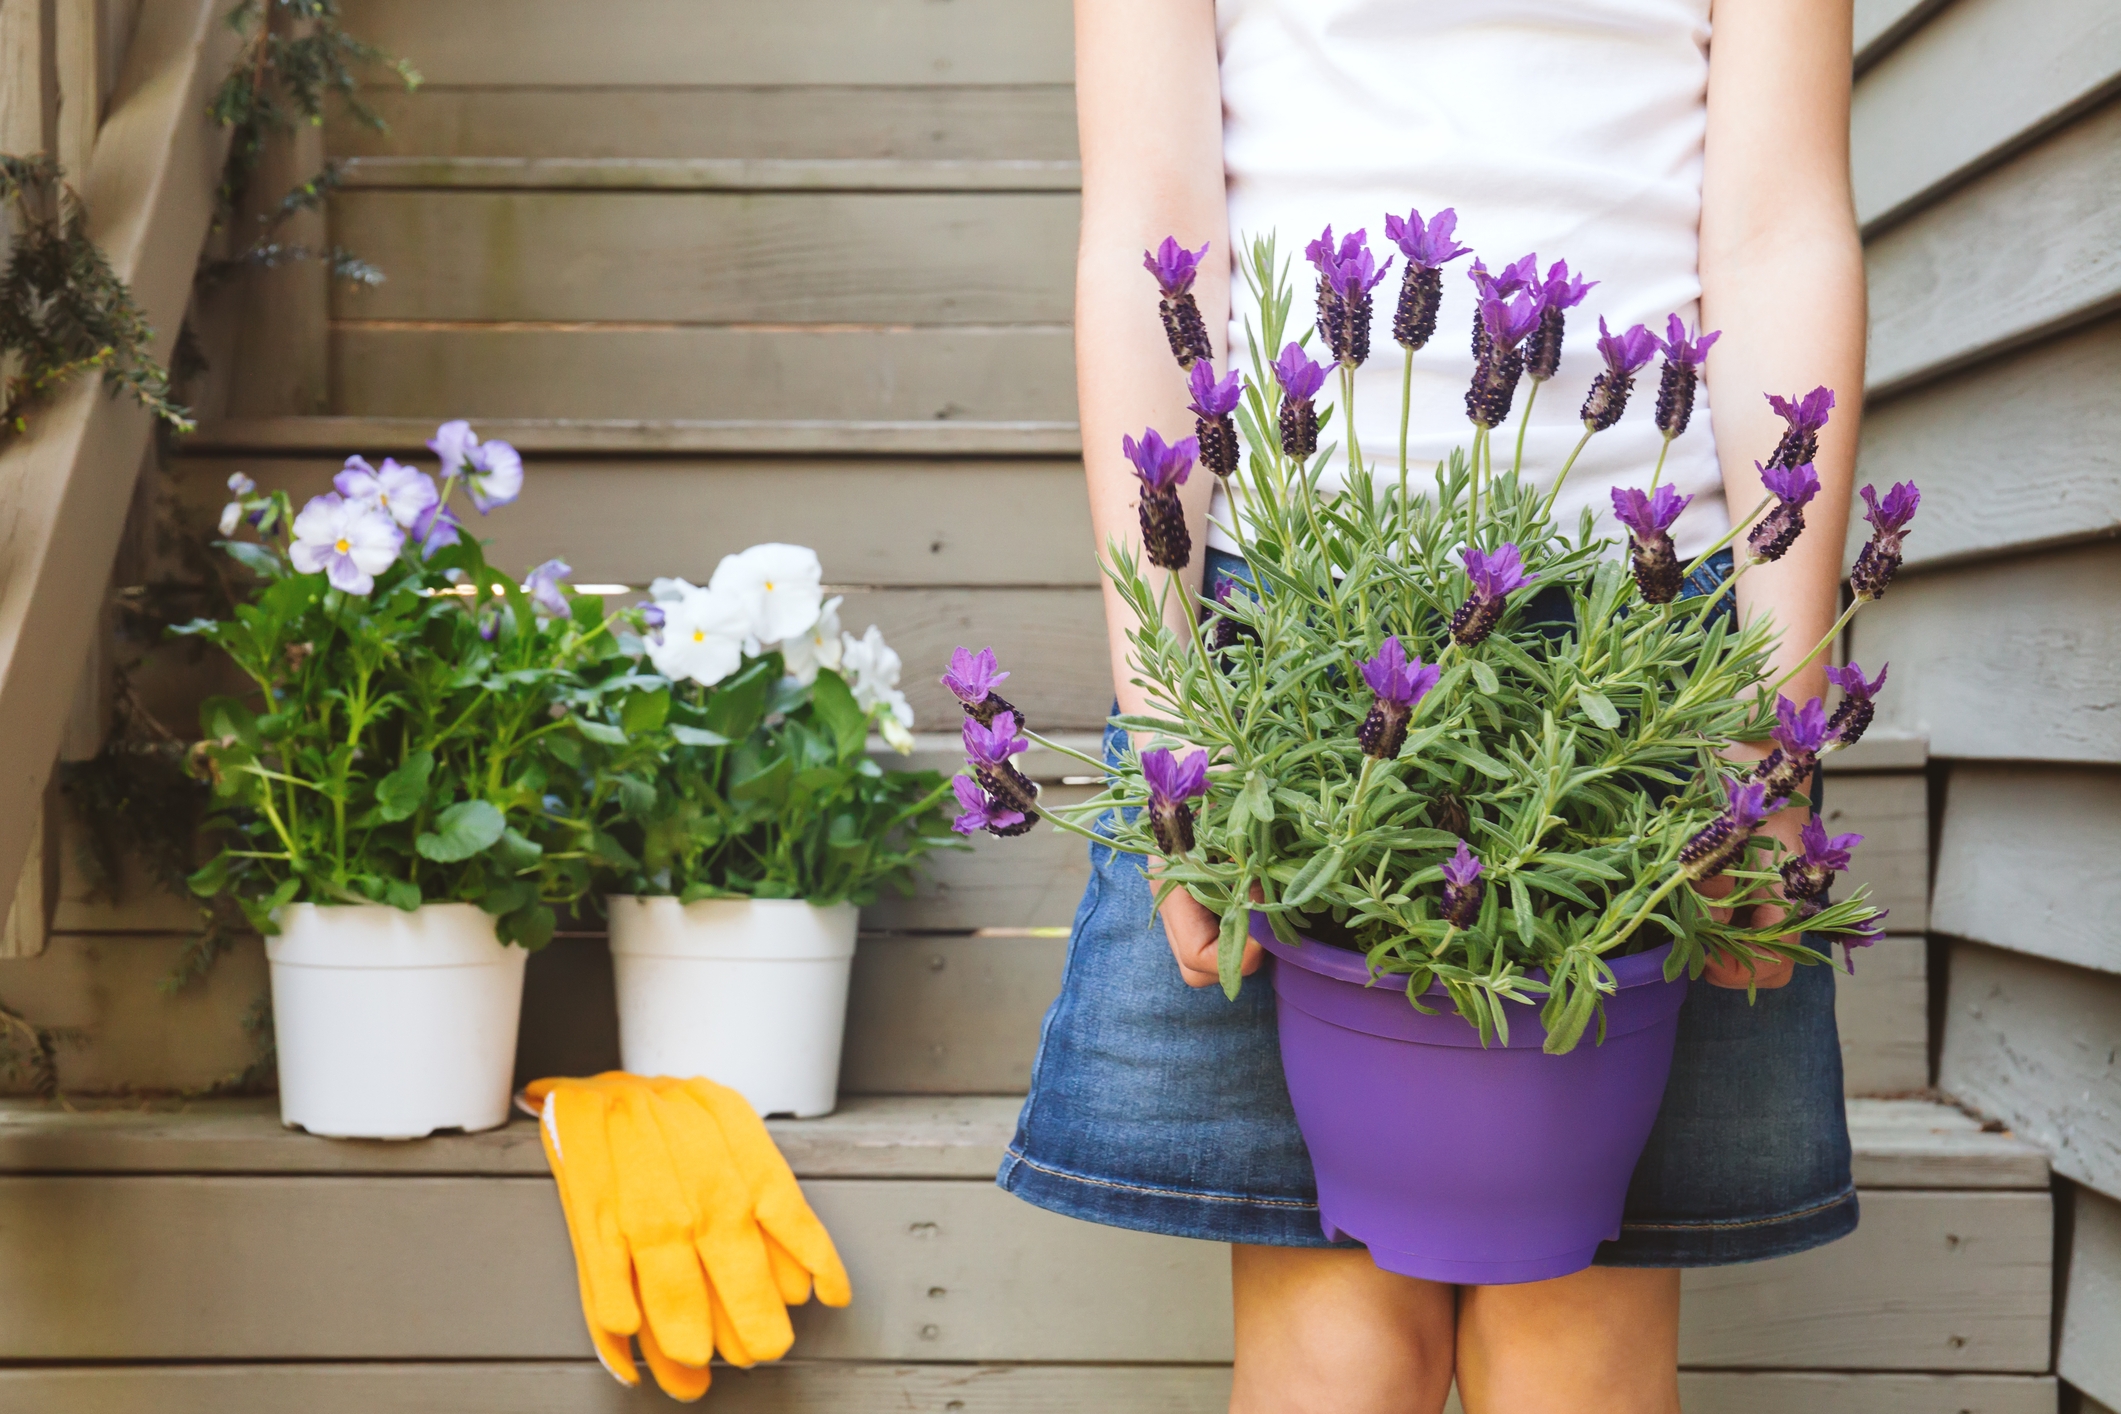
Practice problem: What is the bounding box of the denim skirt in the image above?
[996,549,1859,1267]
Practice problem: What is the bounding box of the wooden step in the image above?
[337,156,1082,192]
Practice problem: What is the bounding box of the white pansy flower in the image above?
[840,623,916,751]
[875,688,916,753]
[645,584,754,687]
[779,595,844,686]
[710,542,824,646]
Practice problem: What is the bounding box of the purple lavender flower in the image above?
[1679,777,1785,881]
[1145,237,1214,369]
[1579,319,1660,432]
[525,558,572,620]
[1142,746,1210,856]
[1465,255,1537,371]
[1780,814,1862,917]
[1765,386,1835,470]
[1851,482,1921,601]
[1611,484,1695,604]
[1754,694,1832,798]
[951,773,1027,838]
[941,645,1023,730]
[1465,293,1541,429]
[1523,260,1597,383]
[1440,841,1485,929]
[1450,543,1534,647]
[1188,363,1244,479]
[1272,343,1329,460]
[1746,461,1822,563]
[1841,910,1887,969]
[1652,316,1721,440]
[1356,636,1442,759]
[962,710,1039,825]
[1122,428,1198,570]
[1307,226,1391,368]
[1384,208,1470,351]
[1824,661,1888,747]
[1205,577,1258,656]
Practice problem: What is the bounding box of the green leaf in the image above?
[497,902,556,951]
[416,800,507,863]
[575,720,628,746]
[620,688,670,737]
[1281,844,1345,910]
[1218,898,1252,1000]
[669,724,730,748]
[383,879,422,912]
[218,540,286,579]
[1229,770,1276,835]
[1577,689,1621,731]
[374,750,434,822]
[809,668,868,762]
[1469,658,1500,696]
[494,827,544,871]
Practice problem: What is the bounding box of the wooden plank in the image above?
[54,0,100,179]
[1850,314,2121,572]
[1866,97,2121,396]
[0,934,266,1096]
[0,0,54,158]
[337,157,1083,192]
[1838,937,1930,1096]
[338,0,1075,87]
[327,190,1078,325]
[842,937,1065,1095]
[327,85,1080,163]
[0,0,239,929]
[325,325,1079,423]
[1845,1099,2050,1190]
[1821,732,1928,773]
[1941,941,2121,1201]
[863,786,1100,929]
[1934,764,2121,975]
[184,416,1085,458]
[1853,0,1953,71]
[177,455,1097,589]
[1820,772,1929,932]
[2060,1181,2121,1409]
[833,590,1108,731]
[1851,0,2121,228]
[1851,542,2121,764]
[0,1177,2048,1366]
[0,1364,2065,1414]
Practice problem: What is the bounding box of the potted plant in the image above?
[185,423,638,1139]
[947,228,1914,1281]
[581,545,957,1119]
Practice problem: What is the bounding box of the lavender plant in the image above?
[945,221,1917,1054]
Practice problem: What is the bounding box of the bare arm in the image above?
[1074,0,1245,985]
[1698,0,1865,984]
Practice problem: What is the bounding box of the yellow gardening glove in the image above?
[538,1090,640,1387]
[605,1083,716,1369]
[668,1076,852,1308]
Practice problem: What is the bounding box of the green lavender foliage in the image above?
[1078,235,1880,1053]
[0,155,190,438]
[583,657,960,907]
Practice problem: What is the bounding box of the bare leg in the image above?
[1455,1266,1681,1414]
[1229,1244,1457,1414]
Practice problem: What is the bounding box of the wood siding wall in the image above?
[1849,2,2121,1408]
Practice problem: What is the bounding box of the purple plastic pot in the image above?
[1254,913,1687,1285]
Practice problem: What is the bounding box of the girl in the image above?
[996,1,1864,1410]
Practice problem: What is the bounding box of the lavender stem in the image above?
[1537,427,1599,520]
[1512,378,1540,480]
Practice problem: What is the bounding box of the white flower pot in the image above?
[607,896,858,1119]
[267,903,527,1140]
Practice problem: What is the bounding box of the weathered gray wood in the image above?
[1820,772,1929,932]
[328,85,1080,163]
[1851,0,2121,228]
[340,0,1075,87]
[1851,314,2121,572]
[842,937,1065,1096]
[1853,0,1952,71]
[0,1176,2050,1366]
[1866,97,2121,396]
[0,1364,2066,1414]
[1941,941,2121,1202]
[1838,937,1930,1096]
[326,325,1078,423]
[1851,542,2121,764]
[1933,764,2121,975]
[179,455,1096,589]
[339,157,1083,192]
[832,590,1109,730]
[2060,1182,2121,1409]
[185,416,1084,458]
[863,787,1100,930]
[328,190,1078,324]
[1821,732,1928,773]
[1844,1099,2050,1190]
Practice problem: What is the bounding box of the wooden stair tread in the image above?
[186,416,1084,458]
[339,155,1083,192]
[0,1094,2046,1186]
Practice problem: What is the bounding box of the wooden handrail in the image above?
[0,0,239,930]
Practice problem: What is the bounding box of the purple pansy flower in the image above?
[334,455,439,532]
[1754,694,1831,798]
[1765,386,1835,470]
[1580,318,1660,431]
[1146,237,1214,369]
[951,773,1026,837]
[1441,840,1485,929]
[1680,777,1786,881]
[942,645,1022,729]
[1143,237,1209,297]
[1824,661,1888,747]
[525,558,571,620]
[962,710,1039,826]
[1188,363,1244,479]
[1272,343,1330,460]
[1384,208,1470,351]
[1523,259,1597,383]
[1122,428,1198,570]
[1652,316,1721,439]
[1851,482,1921,601]
[465,438,523,513]
[1781,814,1863,916]
[1611,484,1695,604]
[287,492,403,596]
[428,419,479,478]
[1450,543,1534,647]
[1747,461,1822,563]
[1141,746,1210,856]
[1356,636,1443,760]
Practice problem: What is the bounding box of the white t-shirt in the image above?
[1212,0,1731,557]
